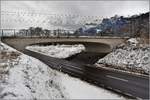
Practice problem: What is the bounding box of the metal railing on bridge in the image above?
[0,29,130,39]
[0,29,74,38]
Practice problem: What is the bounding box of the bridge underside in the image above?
[1,37,127,53]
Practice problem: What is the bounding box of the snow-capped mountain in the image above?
[76,12,149,37]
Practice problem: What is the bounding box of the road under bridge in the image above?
[1,37,149,99]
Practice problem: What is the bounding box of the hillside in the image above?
[75,12,149,37]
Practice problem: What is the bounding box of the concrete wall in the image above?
[2,37,127,53]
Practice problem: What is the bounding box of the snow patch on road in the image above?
[26,44,85,58]
[0,42,124,99]
[97,38,150,75]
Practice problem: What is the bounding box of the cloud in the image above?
[1,1,149,29]
[2,1,149,16]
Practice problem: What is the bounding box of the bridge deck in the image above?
[1,37,128,53]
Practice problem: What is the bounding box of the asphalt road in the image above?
[23,49,149,99]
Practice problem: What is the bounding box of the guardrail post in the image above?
[14,29,16,37]
[2,29,4,37]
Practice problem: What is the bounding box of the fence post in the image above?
[14,29,16,37]
[2,29,4,37]
[25,31,28,37]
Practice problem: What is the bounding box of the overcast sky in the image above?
[1,0,149,17]
[1,0,149,30]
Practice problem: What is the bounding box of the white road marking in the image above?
[107,86,112,89]
[136,97,142,100]
[114,89,121,93]
[124,93,133,97]
[106,75,128,82]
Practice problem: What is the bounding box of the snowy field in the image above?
[97,38,150,75]
[0,42,124,99]
[26,44,85,59]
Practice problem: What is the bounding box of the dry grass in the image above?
[0,64,9,81]
[0,51,21,60]
[0,51,21,81]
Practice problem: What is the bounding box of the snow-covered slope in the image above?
[26,44,85,58]
[97,38,150,75]
[0,42,124,99]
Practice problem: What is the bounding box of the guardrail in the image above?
[0,29,130,39]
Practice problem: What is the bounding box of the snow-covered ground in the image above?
[26,44,85,58]
[0,42,124,99]
[97,38,150,75]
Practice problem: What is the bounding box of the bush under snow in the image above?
[97,38,150,75]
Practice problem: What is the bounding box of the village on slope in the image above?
[0,41,125,99]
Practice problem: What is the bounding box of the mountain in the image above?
[75,12,149,37]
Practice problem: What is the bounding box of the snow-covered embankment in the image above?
[97,38,150,75]
[0,42,124,99]
[26,44,85,58]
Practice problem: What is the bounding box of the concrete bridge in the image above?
[1,37,128,53]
